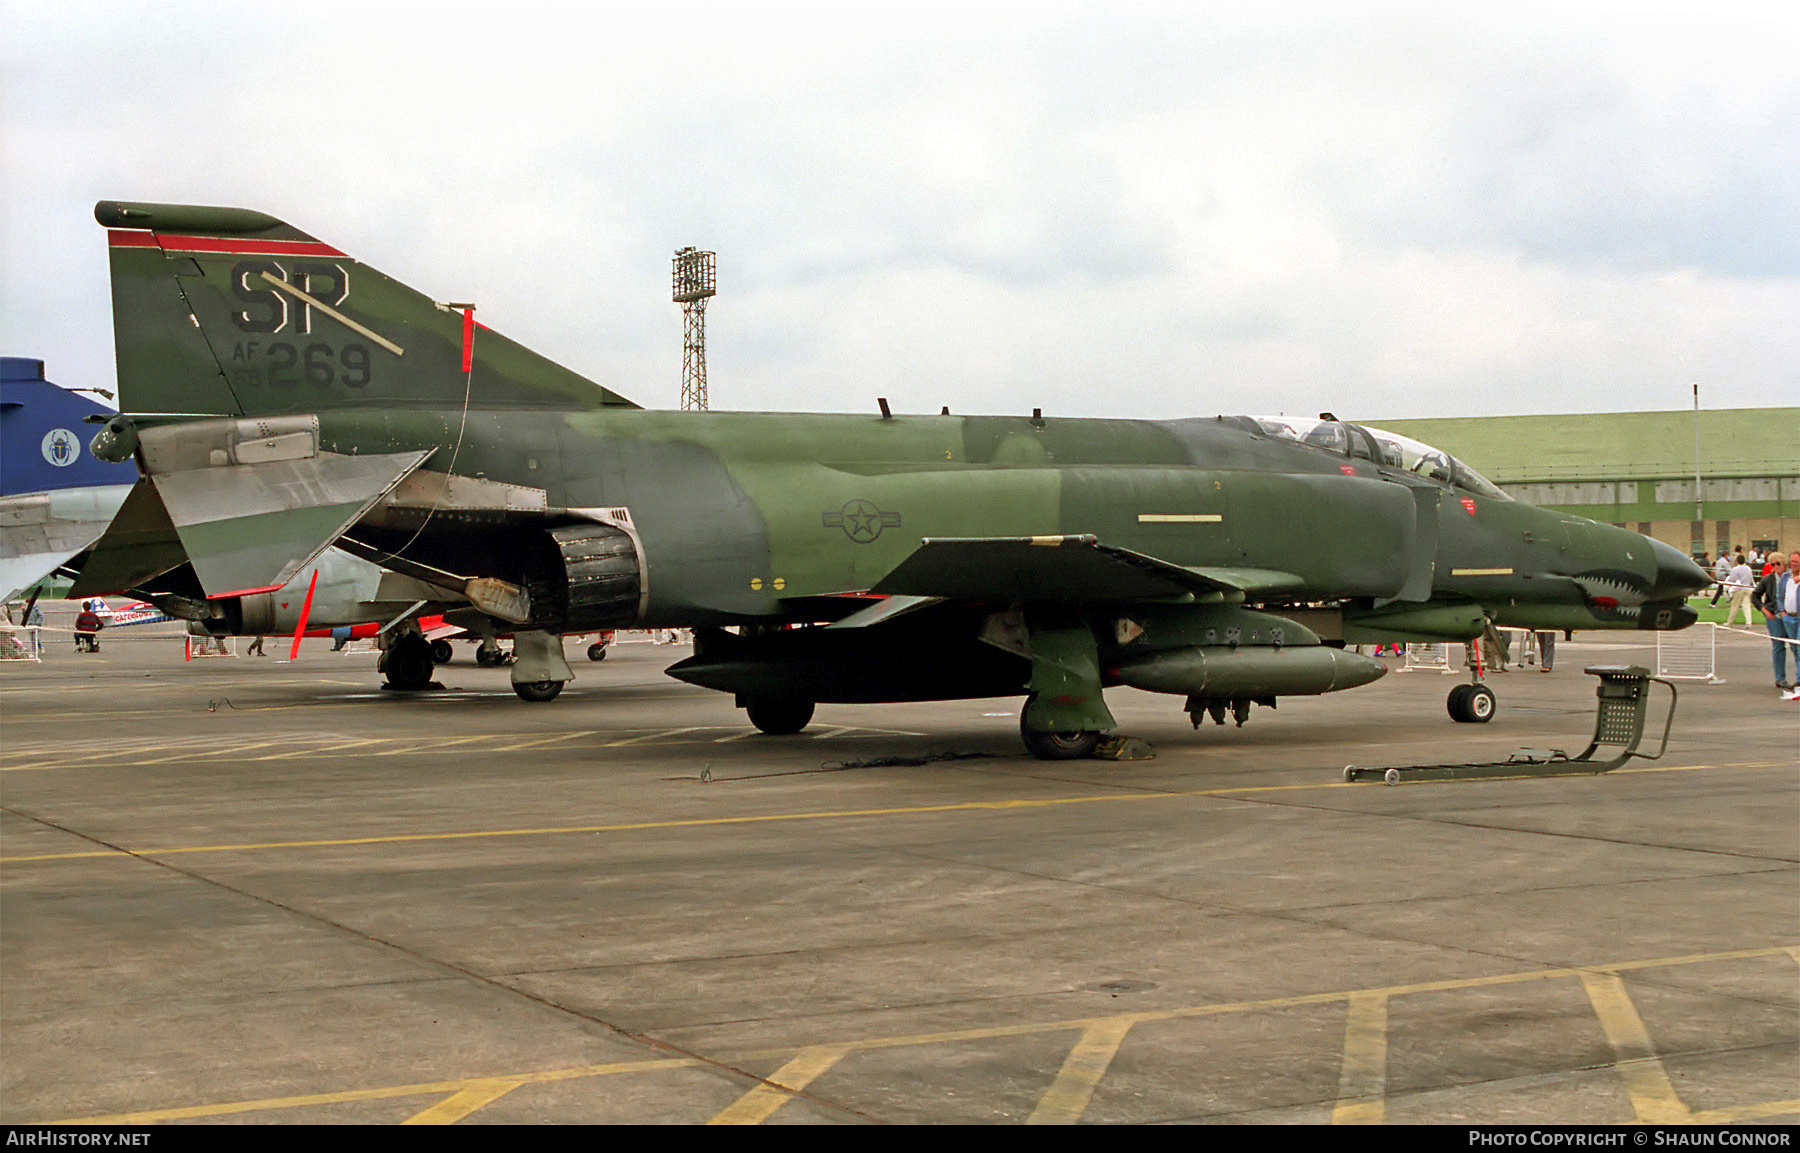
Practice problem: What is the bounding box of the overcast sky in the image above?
[3,1,1795,421]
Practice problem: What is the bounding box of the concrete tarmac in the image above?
[1,628,1794,1125]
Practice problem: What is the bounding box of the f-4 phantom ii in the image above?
[72,200,1709,757]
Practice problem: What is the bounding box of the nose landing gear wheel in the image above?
[513,680,564,702]
[1448,683,1496,723]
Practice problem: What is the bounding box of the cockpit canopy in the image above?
[1248,416,1510,500]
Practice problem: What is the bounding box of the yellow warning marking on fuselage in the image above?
[1578,971,1691,1123]
[1026,1018,1134,1124]
[1137,513,1222,523]
[402,1078,525,1125]
[1449,567,1515,576]
[54,945,1796,1126]
[707,1046,850,1125]
[1331,991,1388,1124]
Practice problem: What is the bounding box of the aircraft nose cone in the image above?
[1646,537,1711,602]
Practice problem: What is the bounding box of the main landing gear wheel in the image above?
[430,639,454,664]
[1020,720,1102,761]
[1447,683,1496,723]
[383,636,435,691]
[744,696,814,735]
[513,680,564,702]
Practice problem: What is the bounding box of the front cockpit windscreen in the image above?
[1249,416,1510,500]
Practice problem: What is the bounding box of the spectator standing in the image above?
[1726,555,1757,626]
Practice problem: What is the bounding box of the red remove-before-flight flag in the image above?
[461,307,476,372]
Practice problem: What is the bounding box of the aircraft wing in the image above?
[0,486,132,601]
[866,535,1305,606]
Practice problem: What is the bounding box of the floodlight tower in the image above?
[673,247,716,411]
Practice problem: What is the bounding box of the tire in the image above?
[431,639,454,664]
[475,646,497,667]
[1464,683,1496,723]
[384,638,434,690]
[1447,683,1473,721]
[744,696,814,734]
[513,679,563,702]
[587,644,607,661]
[1020,722,1102,761]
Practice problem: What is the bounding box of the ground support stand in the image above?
[1343,665,1677,785]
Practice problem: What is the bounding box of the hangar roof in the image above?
[1366,408,1798,483]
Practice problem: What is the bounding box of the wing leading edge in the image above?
[865,535,1305,607]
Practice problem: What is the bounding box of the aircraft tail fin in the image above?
[95,200,640,418]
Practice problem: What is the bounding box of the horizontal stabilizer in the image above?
[156,449,431,596]
[871,536,1302,604]
[68,479,188,596]
[71,442,429,599]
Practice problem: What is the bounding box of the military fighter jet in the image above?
[72,201,1708,756]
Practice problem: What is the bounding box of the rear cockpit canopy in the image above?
[1247,416,1509,500]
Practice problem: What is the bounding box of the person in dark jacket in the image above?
[74,608,103,652]
[1751,551,1800,689]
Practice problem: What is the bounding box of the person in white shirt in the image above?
[1725,556,1757,626]
[1711,551,1733,605]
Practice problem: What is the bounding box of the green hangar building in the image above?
[1372,407,1798,562]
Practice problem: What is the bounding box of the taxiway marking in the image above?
[56,945,1797,1126]
[1331,991,1389,1125]
[708,1046,852,1125]
[2,760,1784,863]
[1026,1018,1136,1125]
[1579,971,1690,1123]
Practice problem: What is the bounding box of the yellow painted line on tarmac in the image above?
[1690,1099,1800,1124]
[1331,990,1389,1125]
[55,945,1795,1126]
[128,738,300,766]
[365,734,495,757]
[402,1078,526,1125]
[489,730,599,753]
[1026,1018,1135,1124]
[707,1045,851,1125]
[1578,971,1690,1123]
[247,738,393,761]
[61,1057,702,1125]
[0,761,1779,863]
[603,727,716,747]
